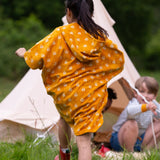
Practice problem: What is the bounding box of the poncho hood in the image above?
[61,22,105,62]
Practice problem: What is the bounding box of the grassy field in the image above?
[0,135,160,160]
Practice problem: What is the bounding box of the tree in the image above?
[0,0,65,28]
[102,0,156,70]
[0,0,160,79]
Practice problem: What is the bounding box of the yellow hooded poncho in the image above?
[24,22,124,135]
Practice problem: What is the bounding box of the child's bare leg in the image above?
[118,120,138,152]
[58,117,71,148]
[76,133,92,160]
[142,119,160,149]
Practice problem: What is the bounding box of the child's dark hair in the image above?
[65,0,108,39]
[107,88,117,100]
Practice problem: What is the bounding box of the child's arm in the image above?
[127,101,157,117]
[15,48,26,58]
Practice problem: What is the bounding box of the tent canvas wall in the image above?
[0,69,60,142]
[0,0,140,142]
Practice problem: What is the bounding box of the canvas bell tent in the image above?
[0,0,140,142]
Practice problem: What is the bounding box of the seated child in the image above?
[110,76,160,152]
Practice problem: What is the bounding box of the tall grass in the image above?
[0,135,59,160]
[0,135,160,160]
[0,135,99,160]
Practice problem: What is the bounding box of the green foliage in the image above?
[102,0,153,51]
[102,0,160,70]
[0,14,50,80]
[0,0,65,80]
[0,0,160,79]
[35,0,65,28]
[0,0,65,29]
[0,77,19,102]
[145,28,160,70]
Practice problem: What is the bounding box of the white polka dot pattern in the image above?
[24,22,124,136]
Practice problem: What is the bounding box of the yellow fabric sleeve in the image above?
[141,104,147,112]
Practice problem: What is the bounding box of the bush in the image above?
[0,14,50,80]
[145,28,160,70]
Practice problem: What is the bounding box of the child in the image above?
[15,0,124,159]
[102,88,117,113]
[110,76,160,152]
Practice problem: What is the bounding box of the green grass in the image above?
[0,135,160,160]
[0,135,59,160]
